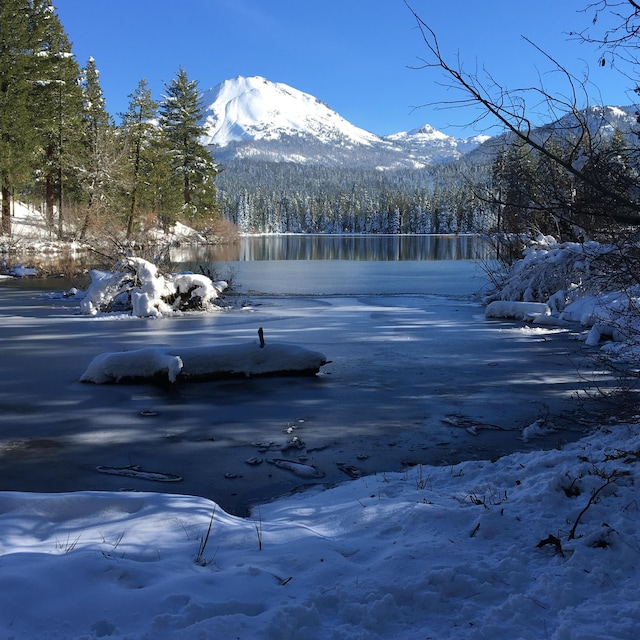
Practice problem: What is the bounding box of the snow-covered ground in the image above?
[1,422,638,639]
[0,201,81,266]
[0,231,639,638]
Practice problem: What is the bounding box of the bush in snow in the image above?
[486,235,640,376]
[485,235,616,309]
[79,257,227,317]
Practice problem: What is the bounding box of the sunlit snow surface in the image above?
[0,424,638,639]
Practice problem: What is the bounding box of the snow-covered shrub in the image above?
[486,235,615,311]
[487,234,640,362]
[79,257,227,317]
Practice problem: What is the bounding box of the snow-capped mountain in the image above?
[201,76,379,148]
[466,105,638,164]
[386,124,490,160]
[201,76,482,168]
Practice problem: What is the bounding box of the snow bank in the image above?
[80,342,329,383]
[0,423,638,639]
[146,220,207,244]
[78,257,227,317]
[3,264,38,277]
[489,235,612,305]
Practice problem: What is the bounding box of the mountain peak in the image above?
[201,75,379,148]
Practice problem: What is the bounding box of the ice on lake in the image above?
[0,259,610,515]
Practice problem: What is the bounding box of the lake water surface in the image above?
[0,234,613,516]
[172,234,493,263]
[174,234,496,298]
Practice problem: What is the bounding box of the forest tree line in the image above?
[1,0,218,243]
[2,0,640,249]
[216,159,494,234]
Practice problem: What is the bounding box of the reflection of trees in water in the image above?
[186,234,494,262]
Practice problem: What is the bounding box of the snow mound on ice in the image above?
[80,343,329,383]
[486,300,551,321]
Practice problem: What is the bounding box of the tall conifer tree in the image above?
[78,56,112,238]
[28,1,84,237]
[120,78,159,237]
[159,67,218,226]
[0,0,46,235]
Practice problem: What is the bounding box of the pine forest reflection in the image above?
[172,234,494,263]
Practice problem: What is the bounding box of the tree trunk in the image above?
[184,171,191,206]
[126,186,137,239]
[45,174,55,231]
[1,178,11,237]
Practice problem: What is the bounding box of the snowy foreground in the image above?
[1,424,638,639]
[1,234,640,638]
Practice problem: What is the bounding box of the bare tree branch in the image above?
[404,0,640,225]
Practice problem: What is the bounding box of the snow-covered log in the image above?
[80,342,329,384]
[485,300,551,322]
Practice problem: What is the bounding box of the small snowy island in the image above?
[78,256,228,317]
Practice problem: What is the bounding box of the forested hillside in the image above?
[216,158,493,234]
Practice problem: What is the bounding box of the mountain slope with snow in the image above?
[200,76,481,168]
[201,76,379,148]
[200,76,633,172]
[387,124,490,158]
[465,104,638,164]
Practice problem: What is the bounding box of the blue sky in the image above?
[54,0,633,137]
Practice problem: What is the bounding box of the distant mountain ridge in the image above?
[201,76,488,169]
[465,105,638,163]
[200,76,636,175]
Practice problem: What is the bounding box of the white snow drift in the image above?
[0,423,638,639]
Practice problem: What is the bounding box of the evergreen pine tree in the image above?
[78,56,113,238]
[120,78,159,237]
[0,0,49,235]
[159,67,218,227]
[491,143,536,233]
[28,1,84,237]
[574,129,638,237]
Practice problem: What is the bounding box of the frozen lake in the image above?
[0,255,611,516]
